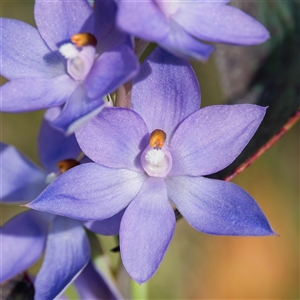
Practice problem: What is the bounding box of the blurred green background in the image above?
[1,1,299,299]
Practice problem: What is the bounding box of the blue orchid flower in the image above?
[115,0,269,60]
[27,48,275,284]
[0,117,123,299]
[0,0,138,133]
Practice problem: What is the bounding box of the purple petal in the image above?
[34,216,90,299]
[93,0,128,53]
[74,261,123,300]
[0,18,64,80]
[49,84,105,134]
[0,142,47,204]
[84,44,139,100]
[85,209,124,236]
[0,75,77,112]
[38,114,81,173]
[159,20,215,61]
[76,108,148,171]
[170,104,267,176]
[167,176,275,236]
[131,47,200,141]
[34,0,94,52]
[27,163,146,221]
[120,177,175,284]
[174,3,269,45]
[0,210,51,283]
[116,0,170,41]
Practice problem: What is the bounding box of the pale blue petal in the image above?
[49,84,105,134]
[34,216,90,299]
[84,44,139,100]
[34,0,94,52]
[0,18,64,80]
[94,0,128,53]
[0,142,47,204]
[0,211,51,283]
[174,3,269,45]
[116,0,170,41]
[159,21,215,61]
[38,115,81,173]
[120,177,175,283]
[85,209,124,236]
[76,108,148,171]
[0,75,77,112]
[131,47,200,141]
[170,105,267,176]
[167,176,275,236]
[74,261,123,300]
[27,163,146,221]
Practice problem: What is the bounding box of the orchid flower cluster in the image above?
[1,0,276,299]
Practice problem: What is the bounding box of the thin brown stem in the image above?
[115,81,133,108]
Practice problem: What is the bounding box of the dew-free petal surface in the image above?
[93,0,127,53]
[0,142,47,203]
[74,261,123,300]
[120,177,175,283]
[34,0,94,52]
[0,75,77,112]
[0,18,64,79]
[0,211,50,282]
[84,44,139,100]
[170,104,266,176]
[159,21,215,61]
[116,0,170,41]
[34,216,90,299]
[28,163,146,221]
[167,176,275,236]
[76,108,148,171]
[50,84,105,134]
[38,116,81,173]
[131,47,200,140]
[85,209,124,236]
[174,3,269,45]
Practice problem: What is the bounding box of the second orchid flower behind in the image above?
[0,0,138,134]
[28,48,275,284]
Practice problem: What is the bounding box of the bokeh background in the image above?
[1,0,299,299]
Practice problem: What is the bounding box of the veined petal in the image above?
[159,21,215,61]
[116,0,170,41]
[132,47,201,141]
[34,216,90,299]
[0,210,51,283]
[120,177,175,284]
[84,44,139,100]
[170,104,266,176]
[0,75,77,112]
[167,176,275,236]
[38,115,81,173]
[74,261,123,300]
[34,0,94,52]
[0,142,47,204]
[85,209,124,236]
[0,18,64,80]
[76,108,148,171]
[94,0,128,53]
[27,163,146,221]
[174,3,269,45]
[49,84,105,134]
